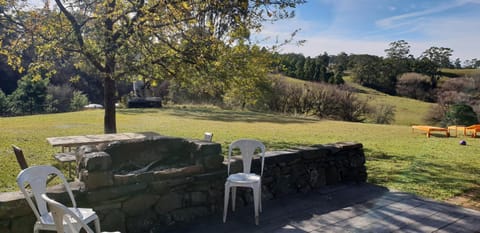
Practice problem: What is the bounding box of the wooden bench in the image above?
[411,125,450,138]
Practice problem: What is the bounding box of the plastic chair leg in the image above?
[259,183,262,213]
[232,187,237,212]
[94,218,101,233]
[253,187,260,225]
[223,184,230,223]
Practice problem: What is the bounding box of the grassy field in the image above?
[345,79,435,125]
[2,106,480,203]
[441,68,480,77]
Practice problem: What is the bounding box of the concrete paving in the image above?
[161,183,480,233]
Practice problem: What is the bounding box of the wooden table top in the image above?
[46,132,159,147]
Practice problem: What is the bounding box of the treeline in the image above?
[274,40,480,97]
[272,40,480,125]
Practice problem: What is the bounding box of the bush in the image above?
[443,104,478,126]
[0,90,9,116]
[424,104,446,125]
[371,104,396,124]
[8,75,49,115]
[47,84,74,112]
[70,91,89,111]
[267,79,370,122]
[396,73,434,101]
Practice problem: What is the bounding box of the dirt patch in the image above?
[446,186,480,211]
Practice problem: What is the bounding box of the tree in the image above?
[1,0,306,133]
[412,57,440,88]
[421,46,454,68]
[385,40,410,59]
[70,90,89,111]
[0,90,9,116]
[9,75,49,115]
[384,40,411,78]
[454,58,462,69]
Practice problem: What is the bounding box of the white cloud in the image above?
[275,36,390,57]
[376,0,478,29]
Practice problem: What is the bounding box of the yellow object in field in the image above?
[411,125,450,138]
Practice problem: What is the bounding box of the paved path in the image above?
[160,183,480,233]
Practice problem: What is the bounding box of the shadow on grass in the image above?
[118,106,319,124]
[364,148,480,200]
[117,108,160,115]
[167,108,319,124]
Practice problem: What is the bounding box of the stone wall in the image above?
[0,138,366,233]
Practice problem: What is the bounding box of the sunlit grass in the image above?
[2,106,480,202]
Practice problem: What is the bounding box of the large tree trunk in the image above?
[104,76,117,133]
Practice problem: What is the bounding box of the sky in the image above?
[255,0,480,61]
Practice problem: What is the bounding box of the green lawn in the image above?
[2,106,480,202]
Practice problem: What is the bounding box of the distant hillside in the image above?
[440,68,480,78]
[274,74,434,126]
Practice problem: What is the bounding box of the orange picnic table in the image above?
[464,124,480,138]
[411,125,450,138]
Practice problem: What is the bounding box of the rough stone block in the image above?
[155,193,184,214]
[126,210,157,233]
[153,165,204,180]
[113,173,137,186]
[170,207,210,223]
[10,215,35,233]
[123,194,159,216]
[87,183,148,203]
[190,192,208,206]
[0,220,10,233]
[150,180,170,194]
[80,152,112,171]
[191,141,222,159]
[0,192,32,218]
[105,136,193,171]
[201,155,224,170]
[326,167,340,185]
[79,170,113,190]
[100,209,126,233]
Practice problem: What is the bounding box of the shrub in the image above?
[396,73,434,101]
[371,104,396,124]
[443,104,478,126]
[8,75,49,115]
[0,90,9,116]
[47,84,74,112]
[267,78,370,122]
[424,104,446,125]
[70,91,89,111]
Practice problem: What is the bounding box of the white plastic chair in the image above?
[223,139,266,225]
[42,194,119,233]
[16,165,100,233]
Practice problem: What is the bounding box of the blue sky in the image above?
[256,0,480,61]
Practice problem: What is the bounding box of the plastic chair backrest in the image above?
[228,139,266,176]
[16,165,77,224]
[42,194,94,233]
[12,145,29,170]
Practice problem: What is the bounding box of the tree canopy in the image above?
[0,0,306,132]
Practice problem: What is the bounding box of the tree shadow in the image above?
[117,107,318,124]
[117,108,160,115]
[165,107,319,124]
[364,148,480,201]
